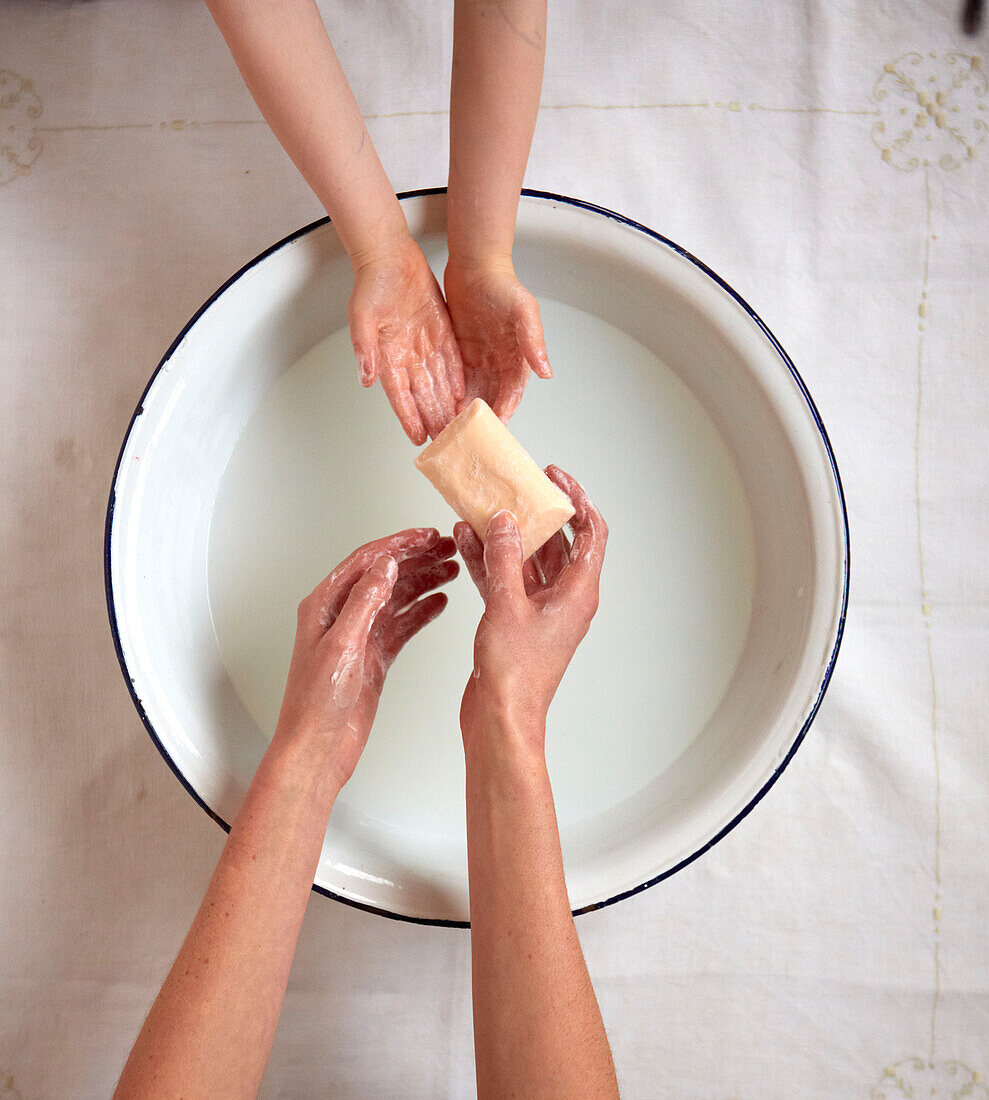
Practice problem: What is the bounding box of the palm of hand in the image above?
[349,241,464,444]
[444,266,552,422]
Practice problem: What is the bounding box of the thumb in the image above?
[349,311,380,387]
[352,341,379,387]
[516,296,553,380]
[482,510,526,610]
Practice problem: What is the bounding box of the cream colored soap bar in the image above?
[414,399,575,560]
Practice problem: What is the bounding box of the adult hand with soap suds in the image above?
[114,527,457,1099]
[276,527,459,789]
[454,469,619,1100]
[455,466,608,746]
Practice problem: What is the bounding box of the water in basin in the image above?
[207,299,755,841]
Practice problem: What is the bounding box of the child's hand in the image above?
[349,236,466,445]
[444,260,553,423]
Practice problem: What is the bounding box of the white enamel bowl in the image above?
[106,190,847,925]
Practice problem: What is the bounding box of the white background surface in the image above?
[1,2,986,1096]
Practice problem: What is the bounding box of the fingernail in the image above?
[492,509,518,530]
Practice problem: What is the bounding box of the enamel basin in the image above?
[105,190,848,925]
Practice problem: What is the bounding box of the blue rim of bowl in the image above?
[104,186,850,929]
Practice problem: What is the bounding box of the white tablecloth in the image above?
[1,2,986,1096]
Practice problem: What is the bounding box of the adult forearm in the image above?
[447,0,547,268]
[115,732,339,1099]
[464,711,619,1099]
[205,0,408,268]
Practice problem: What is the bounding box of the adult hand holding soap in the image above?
[414,399,575,560]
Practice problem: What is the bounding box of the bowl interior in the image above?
[108,192,846,923]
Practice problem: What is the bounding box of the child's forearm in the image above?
[205,0,409,269]
[114,732,341,1098]
[447,0,547,270]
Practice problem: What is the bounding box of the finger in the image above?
[318,555,397,713]
[455,390,475,416]
[545,466,608,588]
[377,591,448,663]
[483,509,526,609]
[349,313,380,386]
[409,359,447,439]
[394,534,457,576]
[441,336,467,404]
[325,554,398,650]
[353,343,379,387]
[527,345,553,380]
[533,528,571,588]
[379,362,427,445]
[426,350,456,427]
[301,528,441,638]
[516,297,553,380]
[491,365,526,423]
[523,556,543,597]
[453,521,487,597]
[387,558,459,613]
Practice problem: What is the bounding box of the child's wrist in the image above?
[445,247,515,279]
[346,212,414,275]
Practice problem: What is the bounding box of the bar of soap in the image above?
[414,399,575,560]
